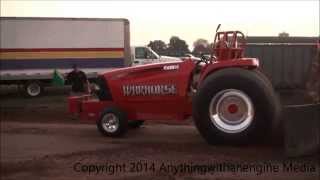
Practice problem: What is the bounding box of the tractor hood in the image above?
[101,61,184,79]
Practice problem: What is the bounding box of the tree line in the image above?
[148,32,291,57]
[147,36,213,57]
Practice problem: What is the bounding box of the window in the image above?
[135,47,157,59]
[135,47,147,59]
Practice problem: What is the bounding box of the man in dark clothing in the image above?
[66,64,90,95]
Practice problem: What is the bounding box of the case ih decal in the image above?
[122,84,176,96]
[163,65,179,71]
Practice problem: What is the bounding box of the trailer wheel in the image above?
[24,81,43,97]
[97,107,128,137]
[128,120,144,128]
[193,68,280,145]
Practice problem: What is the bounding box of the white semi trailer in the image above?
[0,17,180,97]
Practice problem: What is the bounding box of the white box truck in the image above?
[0,17,131,97]
[0,17,180,97]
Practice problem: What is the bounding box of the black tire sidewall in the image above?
[254,69,283,144]
[193,68,278,144]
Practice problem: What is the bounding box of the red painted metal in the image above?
[213,31,246,61]
[68,95,91,115]
[228,104,238,114]
[198,58,259,84]
[68,95,116,122]
[103,60,196,122]
[81,100,115,122]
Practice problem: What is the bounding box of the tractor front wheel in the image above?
[193,68,280,145]
[97,107,128,137]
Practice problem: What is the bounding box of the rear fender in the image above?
[198,58,259,86]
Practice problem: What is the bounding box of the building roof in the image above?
[246,36,319,43]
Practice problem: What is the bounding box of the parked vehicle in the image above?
[132,46,180,66]
[0,17,130,97]
[0,17,180,97]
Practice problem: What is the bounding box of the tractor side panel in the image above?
[107,61,195,120]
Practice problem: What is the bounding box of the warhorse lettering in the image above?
[123,84,176,96]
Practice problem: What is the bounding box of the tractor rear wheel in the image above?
[254,69,283,144]
[97,107,128,137]
[193,68,280,145]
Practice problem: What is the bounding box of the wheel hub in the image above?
[27,83,41,96]
[227,104,238,114]
[101,113,119,133]
[209,89,254,133]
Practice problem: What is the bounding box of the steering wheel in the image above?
[200,54,211,64]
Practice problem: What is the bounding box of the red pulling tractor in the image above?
[68,27,281,145]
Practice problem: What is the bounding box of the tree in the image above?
[147,40,167,55]
[193,38,209,48]
[167,36,190,57]
[279,32,289,37]
[192,38,211,57]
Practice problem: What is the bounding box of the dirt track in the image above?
[0,87,319,180]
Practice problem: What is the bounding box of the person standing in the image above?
[66,64,90,95]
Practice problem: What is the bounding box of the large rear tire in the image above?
[193,68,280,145]
[254,69,283,144]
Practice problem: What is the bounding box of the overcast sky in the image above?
[1,0,319,47]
